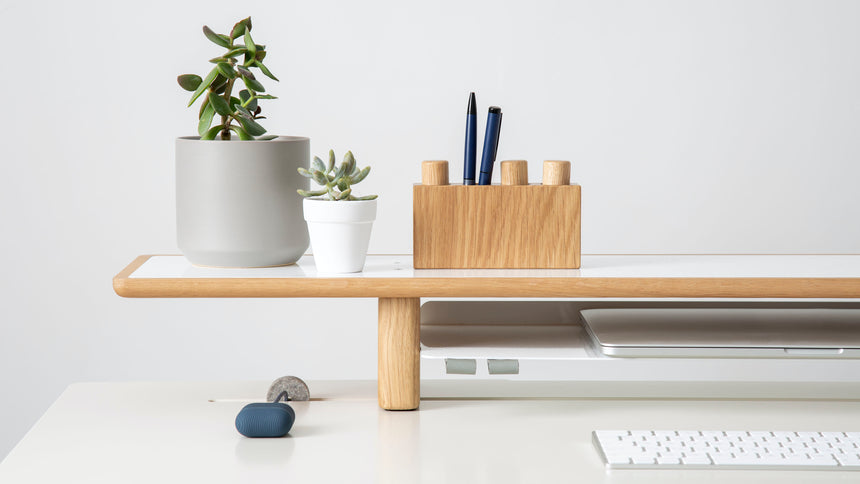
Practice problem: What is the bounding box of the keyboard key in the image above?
[631,455,656,465]
[835,454,860,466]
[680,456,712,465]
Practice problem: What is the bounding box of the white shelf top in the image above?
[131,254,860,279]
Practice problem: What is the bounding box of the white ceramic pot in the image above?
[303,198,377,273]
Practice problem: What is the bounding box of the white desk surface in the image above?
[4,381,860,483]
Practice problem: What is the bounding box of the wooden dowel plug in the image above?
[542,160,571,185]
[421,160,449,186]
[500,160,529,186]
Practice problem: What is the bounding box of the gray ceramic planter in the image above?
[176,136,310,267]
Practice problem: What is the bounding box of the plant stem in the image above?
[219,77,236,140]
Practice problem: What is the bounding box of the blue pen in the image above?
[478,106,502,185]
[463,92,477,185]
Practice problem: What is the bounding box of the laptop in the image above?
[580,308,860,358]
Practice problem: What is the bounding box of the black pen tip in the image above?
[488,106,501,114]
[467,92,476,114]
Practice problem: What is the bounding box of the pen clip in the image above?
[492,112,502,162]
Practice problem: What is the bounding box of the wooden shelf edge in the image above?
[113,277,860,299]
[113,255,153,298]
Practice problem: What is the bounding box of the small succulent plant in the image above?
[177,17,278,141]
[297,150,377,201]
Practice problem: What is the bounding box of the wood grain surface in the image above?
[377,297,420,410]
[500,160,528,185]
[421,160,449,186]
[413,184,581,269]
[542,160,571,185]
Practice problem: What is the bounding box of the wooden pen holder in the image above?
[413,161,581,269]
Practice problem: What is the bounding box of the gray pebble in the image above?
[267,376,310,402]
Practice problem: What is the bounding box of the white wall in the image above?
[1,0,859,459]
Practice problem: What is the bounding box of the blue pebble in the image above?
[235,402,295,438]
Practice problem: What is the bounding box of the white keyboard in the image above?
[593,430,860,470]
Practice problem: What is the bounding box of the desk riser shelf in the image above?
[113,254,860,410]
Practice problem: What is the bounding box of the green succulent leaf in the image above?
[327,186,338,200]
[254,61,278,81]
[244,30,257,58]
[211,74,228,94]
[351,166,371,184]
[225,47,247,58]
[239,89,258,111]
[297,167,314,178]
[200,124,224,140]
[229,96,242,110]
[230,17,250,39]
[236,66,255,80]
[252,94,277,100]
[297,189,328,197]
[238,116,266,136]
[333,161,346,179]
[198,102,215,136]
[216,62,236,79]
[258,135,278,141]
[327,150,335,173]
[187,67,219,106]
[312,171,328,186]
[212,73,227,86]
[343,151,356,177]
[208,56,228,64]
[234,104,253,119]
[337,188,352,200]
[177,74,202,92]
[230,24,244,39]
[243,76,265,93]
[337,178,349,191]
[208,94,232,116]
[312,156,326,173]
[354,194,378,200]
[229,124,253,140]
[198,93,209,118]
[255,50,267,62]
[203,26,230,48]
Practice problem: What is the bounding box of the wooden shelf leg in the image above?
[378,297,420,410]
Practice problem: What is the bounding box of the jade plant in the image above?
[297,150,378,201]
[177,17,278,140]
